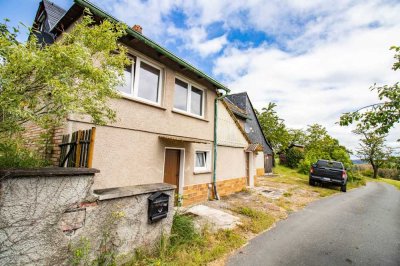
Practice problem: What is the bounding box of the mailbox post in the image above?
[148,192,170,223]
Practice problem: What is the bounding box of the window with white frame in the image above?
[173,78,204,117]
[194,151,211,172]
[116,56,163,104]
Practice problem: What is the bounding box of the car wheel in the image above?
[341,184,347,192]
[309,179,315,186]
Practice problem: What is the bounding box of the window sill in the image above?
[193,170,212,175]
[121,95,167,110]
[172,109,209,122]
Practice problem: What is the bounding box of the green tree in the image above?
[257,103,291,152]
[0,12,129,166]
[354,129,392,178]
[340,46,400,136]
[288,128,307,146]
[298,124,352,174]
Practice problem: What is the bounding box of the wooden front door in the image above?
[264,154,273,173]
[164,149,181,192]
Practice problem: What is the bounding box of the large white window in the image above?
[194,150,211,173]
[116,56,163,105]
[173,78,204,117]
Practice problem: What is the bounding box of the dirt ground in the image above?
[204,175,323,226]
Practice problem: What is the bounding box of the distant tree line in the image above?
[257,104,352,175]
[257,45,400,180]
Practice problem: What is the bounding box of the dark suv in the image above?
[309,160,348,192]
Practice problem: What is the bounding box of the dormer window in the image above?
[37,11,46,31]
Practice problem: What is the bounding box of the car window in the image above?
[316,160,343,169]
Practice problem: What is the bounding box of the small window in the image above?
[194,151,211,173]
[173,78,204,117]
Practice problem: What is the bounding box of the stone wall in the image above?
[0,168,175,265]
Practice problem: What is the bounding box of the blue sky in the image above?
[1,0,400,154]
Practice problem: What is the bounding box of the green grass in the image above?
[366,177,400,190]
[125,213,246,266]
[283,192,293,197]
[272,164,338,197]
[234,206,276,234]
[272,164,366,197]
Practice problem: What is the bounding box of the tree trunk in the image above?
[372,166,378,179]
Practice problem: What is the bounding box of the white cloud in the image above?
[213,1,400,152]
[92,0,400,152]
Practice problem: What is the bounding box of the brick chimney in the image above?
[132,24,142,34]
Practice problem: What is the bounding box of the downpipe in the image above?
[213,90,228,200]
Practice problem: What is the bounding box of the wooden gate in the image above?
[59,127,96,168]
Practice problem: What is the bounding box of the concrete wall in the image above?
[0,169,175,265]
[216,146,247,180]
[255,151,265,175]
[217,101,248,148]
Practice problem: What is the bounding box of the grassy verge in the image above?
[271,164,366,197]
[234,206,276,234]
[366,177,400,190]
[125,213,246,265]
[127,205,279,265]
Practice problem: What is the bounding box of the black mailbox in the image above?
[148,192,170,223]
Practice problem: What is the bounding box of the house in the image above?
[29,0,260,206]
[225,92,274,174]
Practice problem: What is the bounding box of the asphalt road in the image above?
[228,182,400,266]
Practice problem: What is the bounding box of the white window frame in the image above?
[173,76,205,118]
[194,150,211,173]
[117,55,163,105]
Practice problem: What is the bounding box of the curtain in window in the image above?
[196,152,206,167]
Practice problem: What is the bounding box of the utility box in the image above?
[148,192,170,223]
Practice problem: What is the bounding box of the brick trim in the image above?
[182,177,246,206]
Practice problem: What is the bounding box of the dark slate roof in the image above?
[226,92,273,154]
[224,98,249,120]
[42,0,67,30]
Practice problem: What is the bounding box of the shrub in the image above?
[0,138,47,168]
[285,148,304,169]
[377,168,400,180]
[298,159,312,175]
[170,213,199,247]
[361,169,374,177]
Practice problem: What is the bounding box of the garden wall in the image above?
[0,168,175,265]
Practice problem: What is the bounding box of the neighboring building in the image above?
[32,0,66,45]
[29,0,260,206]
[278,144,305,165]
[225,92,274,174]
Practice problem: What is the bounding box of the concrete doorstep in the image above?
[185,205,241,231]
